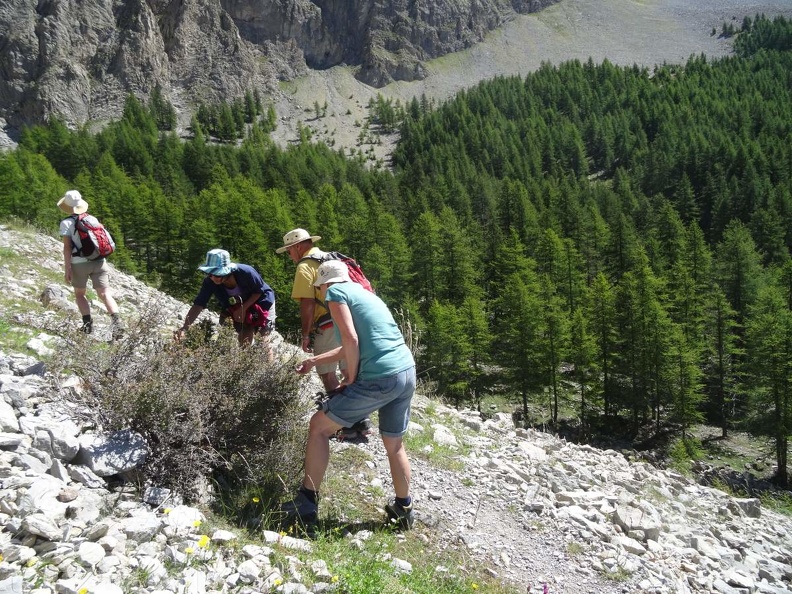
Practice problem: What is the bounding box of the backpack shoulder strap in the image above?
[299,250,332,264]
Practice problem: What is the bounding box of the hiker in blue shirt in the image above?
[282,260,417,529]
[175,249,276,347]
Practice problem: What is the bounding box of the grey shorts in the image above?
[322,367,416,438]
[71,259,109,290]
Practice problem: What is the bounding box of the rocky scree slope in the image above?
[0,223,792,593]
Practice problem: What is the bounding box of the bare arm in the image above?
[174,303,206,340]
[296,345,344,375]
[233,292,262,324]
[327,301,359,385]
[300,297,316,352]
[62,237,73,284]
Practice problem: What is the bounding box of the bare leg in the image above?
[302,411,342,492]
[95,287,119,315]
[382,436,411,498]
[319,371,340,392]
[73,288,91,316]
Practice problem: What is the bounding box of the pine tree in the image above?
[424,300,472,407]
[538,274,569,425]
[569,304,597,434]
[714,220,765,323]
[744,283,792,486]
[703,287,741,437]
[493,263,544,424]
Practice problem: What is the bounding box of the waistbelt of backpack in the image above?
[315,310,334,331]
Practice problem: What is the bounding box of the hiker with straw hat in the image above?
[57,190,123,338]
[277,228,372,442]
[276,228,343,390]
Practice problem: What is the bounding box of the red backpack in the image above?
[70,214,116,260]
[300,251,374,292]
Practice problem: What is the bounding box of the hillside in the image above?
[2,223,792,592]
[268,0,792,163]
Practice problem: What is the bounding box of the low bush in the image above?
[59,308,308,503]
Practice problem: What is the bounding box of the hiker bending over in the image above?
[175,249,276,347]
[58,190,123,338]
[282,260,416,529]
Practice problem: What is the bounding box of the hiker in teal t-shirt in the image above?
[282,260,416,530]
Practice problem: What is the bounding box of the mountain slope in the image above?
[2,224,792,594]
[268,0,792,163]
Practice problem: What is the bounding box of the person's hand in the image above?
[301,335,312,353]
[173,327,186,342]
[295,359,314,375]
[233,307,245,324]
[64,269,72,284]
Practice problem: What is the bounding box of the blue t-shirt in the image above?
[325,282,414,380]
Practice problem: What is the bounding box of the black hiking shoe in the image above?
[79,320,93,334]
[385,499,415,530]
[334,417,372,444]
[279,490,318,526]
[315,387,345,411]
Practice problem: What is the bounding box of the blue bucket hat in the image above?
[197,249,237,276]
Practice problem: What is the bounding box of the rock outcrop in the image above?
[0,0,558,140]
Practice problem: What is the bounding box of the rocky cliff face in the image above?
[0,0,557,140]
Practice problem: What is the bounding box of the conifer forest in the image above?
[2,16,791,483]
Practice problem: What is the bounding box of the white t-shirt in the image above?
[59,217,88,264]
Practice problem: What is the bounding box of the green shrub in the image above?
[59,309,308,502]
[668,437,704,474]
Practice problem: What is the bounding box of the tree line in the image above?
[0,15,789,483]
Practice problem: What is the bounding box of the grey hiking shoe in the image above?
[385,499,414,530]
[279,490,318,525]
[110,320,125,341]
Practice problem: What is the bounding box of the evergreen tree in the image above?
[492,262,544,424]
[569,304,597,434]
[703,287,742,437]
[667,323,705,439]
[744,283,792,486]
[424,300,472,407]
[538,273,569,425]
[714,220,765,323]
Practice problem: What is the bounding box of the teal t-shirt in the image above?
[325,283,414,380]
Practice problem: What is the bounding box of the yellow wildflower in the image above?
[78,588,89,594]
[279,530,287,538]
[252,496,260,503]
[185,547,194,554]
[331,575,340,583]
[471,584,479,590]
[274,578,283,586]
[163,508,172,514]
[197,535,210,549]
[25,558,36,567]
[192,519,201,527]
